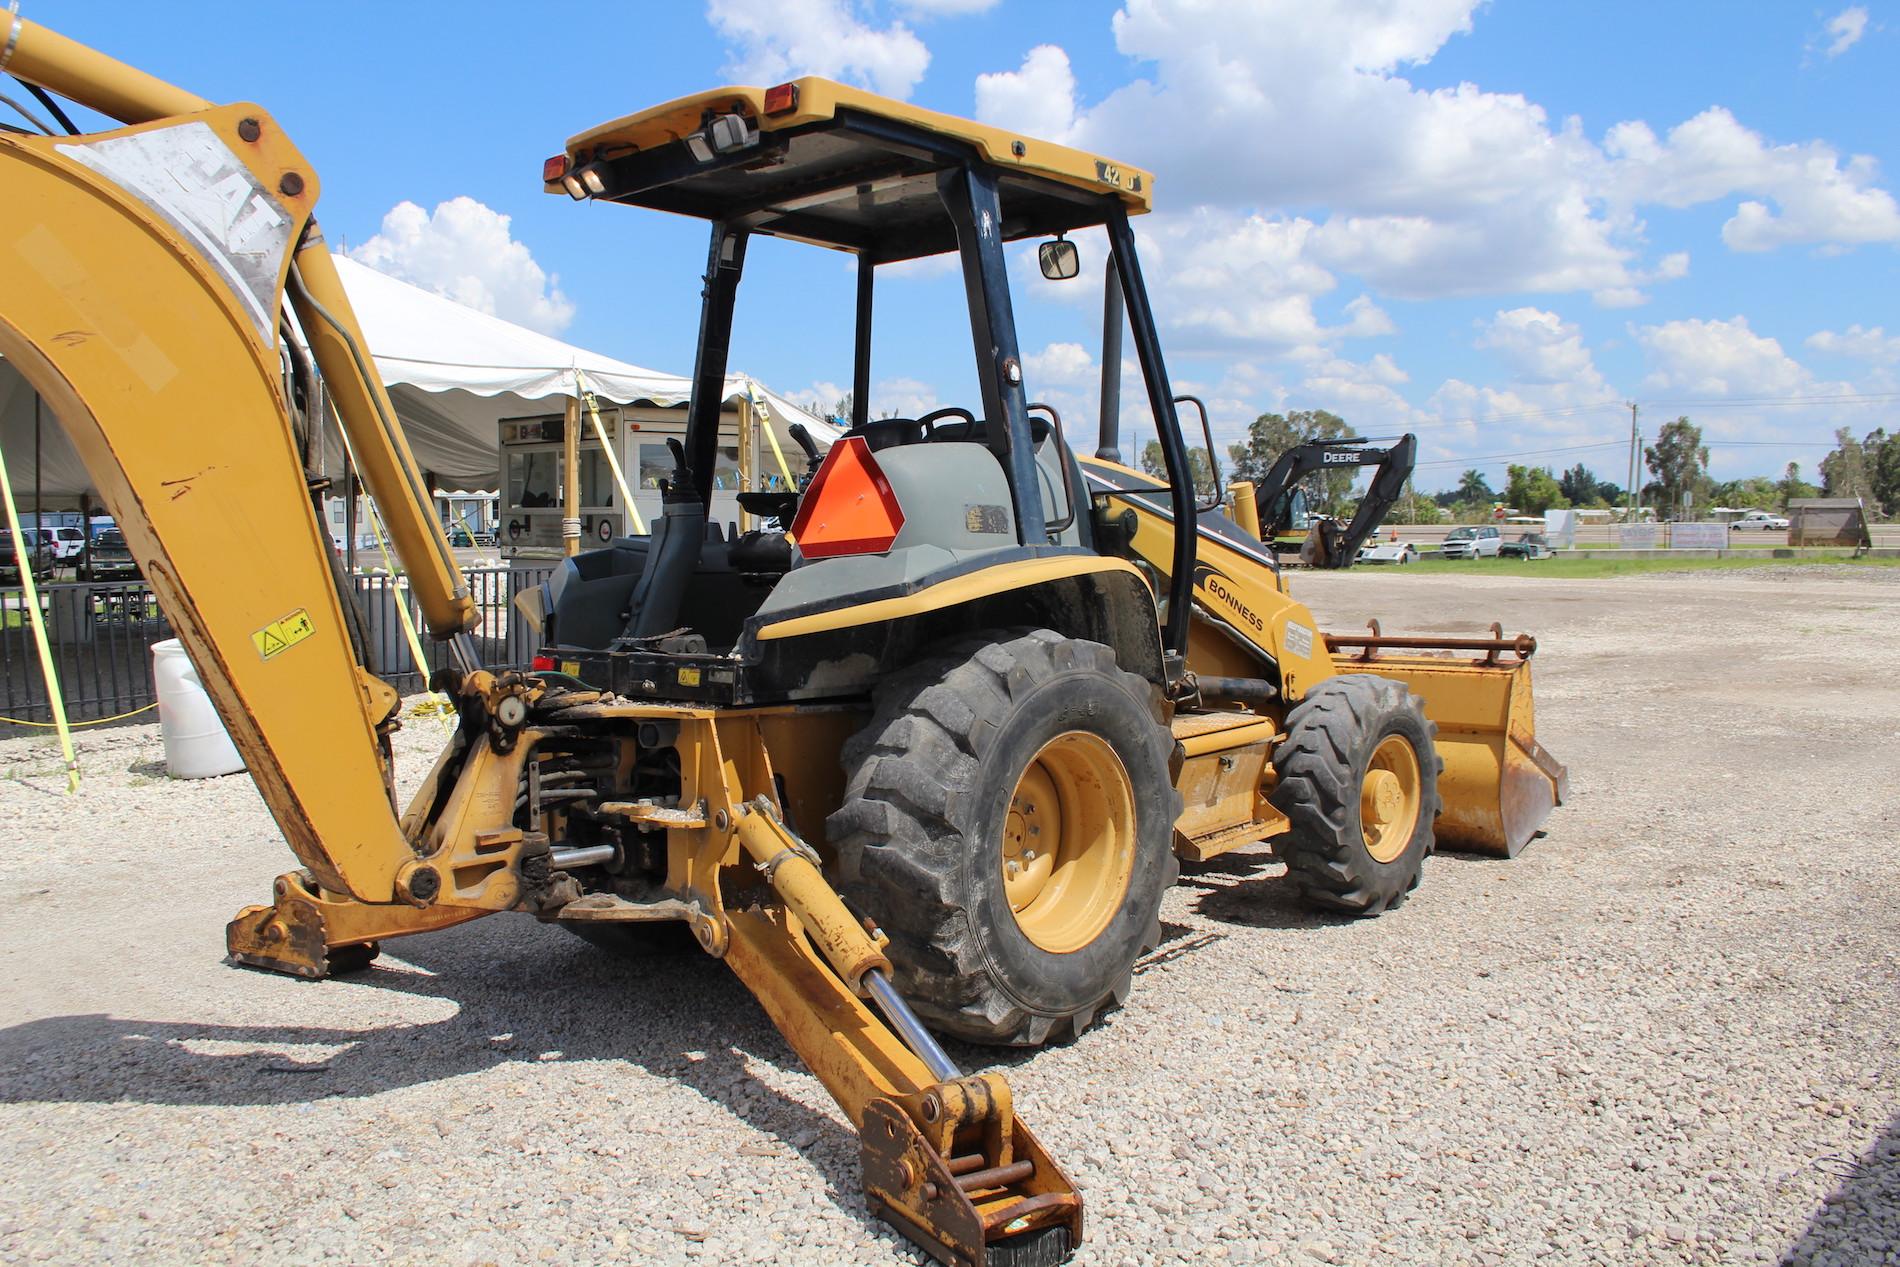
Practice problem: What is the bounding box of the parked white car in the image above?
[1440,525,1502,559]
[44,525,87,561]
[1357,540,1419,564]
[1730,510,1789,531]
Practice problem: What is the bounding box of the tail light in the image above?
[789,436,906,559]
[531,654,557,672]
[763,83,800,115]
[542,155,568,183]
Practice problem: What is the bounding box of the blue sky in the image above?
[34,1,1900,491]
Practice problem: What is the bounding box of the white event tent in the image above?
[0,254,834,509]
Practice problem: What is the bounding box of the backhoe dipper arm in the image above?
[4,13,477,644]
[0,15,476,906]
[1256,434,1417,558]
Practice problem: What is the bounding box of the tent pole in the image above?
[33,393,43,547]
[736,392,754,532]
[344,451,358,574]
[562,394,582,557]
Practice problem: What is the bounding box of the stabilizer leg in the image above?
[226,869,489,978]
[720,800,1083,1265]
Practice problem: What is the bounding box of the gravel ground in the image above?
[2,565,1895,1266]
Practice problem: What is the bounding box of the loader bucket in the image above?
[1326,629,1567,857]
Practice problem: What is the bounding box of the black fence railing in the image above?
[0,566,552,729]
[353,566,552,695]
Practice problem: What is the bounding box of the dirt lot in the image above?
[2,565,1895,1266]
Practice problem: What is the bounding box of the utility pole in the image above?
[1625,400,1639,525]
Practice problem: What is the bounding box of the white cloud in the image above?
[1632,316,1812,396]
[349,197,574,334]
[1806,324,1900,364]
[975,45,1077,140]
[1590,288,1646,310]
[792,376,940,419]
[1822,7,1869,57]
[1040,1,1649,299]
[1592,251,1690,307]
[898,0,998,15]
[708,0,930,98]
[1023,341,1097,385]
[872,375,941,416]
[1604,108,1900,253]
[1130,210,1393,351]
[1476,308,1605,389]
[979,2,1895,312]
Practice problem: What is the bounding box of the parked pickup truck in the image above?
[0,529,55,584]
[80,529,141,581]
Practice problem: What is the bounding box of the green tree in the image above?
[1869,429,1900,517]
[1393,478,1443,525]
[1226,409,1354,512]
[1777,461,1819,510]
[1504,465,1569,515]
[1454,469,1494,505]
[1644,416,1710,520]
[1819,427,1870,501]
[1710,476,1778,510]
[1817,428,1900,516]
[1557,463,1604,506]
[1140,440,1217,497]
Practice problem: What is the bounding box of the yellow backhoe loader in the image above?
[1,16,1564,1265]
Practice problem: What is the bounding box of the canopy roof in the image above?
[1,255,833,499]
[555,77,1151,262]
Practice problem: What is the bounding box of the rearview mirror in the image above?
[1038,237,1079,281]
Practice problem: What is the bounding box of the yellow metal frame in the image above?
[562,77,1153,214]
[754,554,1150,641]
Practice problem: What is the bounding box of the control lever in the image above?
[787,423,822,488]
[660,437,694,496]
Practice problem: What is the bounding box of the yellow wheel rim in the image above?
[1361,734,1422,864]
[1001,731,1137,954]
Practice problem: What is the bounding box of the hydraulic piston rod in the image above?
[863,968,959,1083]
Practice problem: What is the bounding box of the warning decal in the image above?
[1283,620,1315,660]
[253,608,315,661]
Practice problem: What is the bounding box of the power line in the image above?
[1416,441,1626,467]
[1641,390,1900,408]
[1400,388,1896,436]
[1418,435,1840,469]
[1704,439,1845,447]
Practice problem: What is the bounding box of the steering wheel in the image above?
[917,405,978,441]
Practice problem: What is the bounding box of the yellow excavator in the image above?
[1,16,1564,1265]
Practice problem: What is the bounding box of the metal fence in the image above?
[353,565,552,695]
[0,566,551,728]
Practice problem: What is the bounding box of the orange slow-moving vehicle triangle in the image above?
[790,436,906,558]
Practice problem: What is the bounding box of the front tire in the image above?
[1269,674,1441,915]
[829,630,1180,1046]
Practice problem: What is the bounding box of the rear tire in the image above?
[1269,674,1441,915]
[830,629,1180,1046]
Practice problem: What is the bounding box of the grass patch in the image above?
[1388,552,1897,580]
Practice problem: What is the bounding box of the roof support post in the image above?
[1096,253,1125,462]
[852,255,873,430]
[1106,206,1193,660]
[937,164,1045,545]
[686,222,749,507]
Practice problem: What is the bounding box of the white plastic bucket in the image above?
[150,639,245,779]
